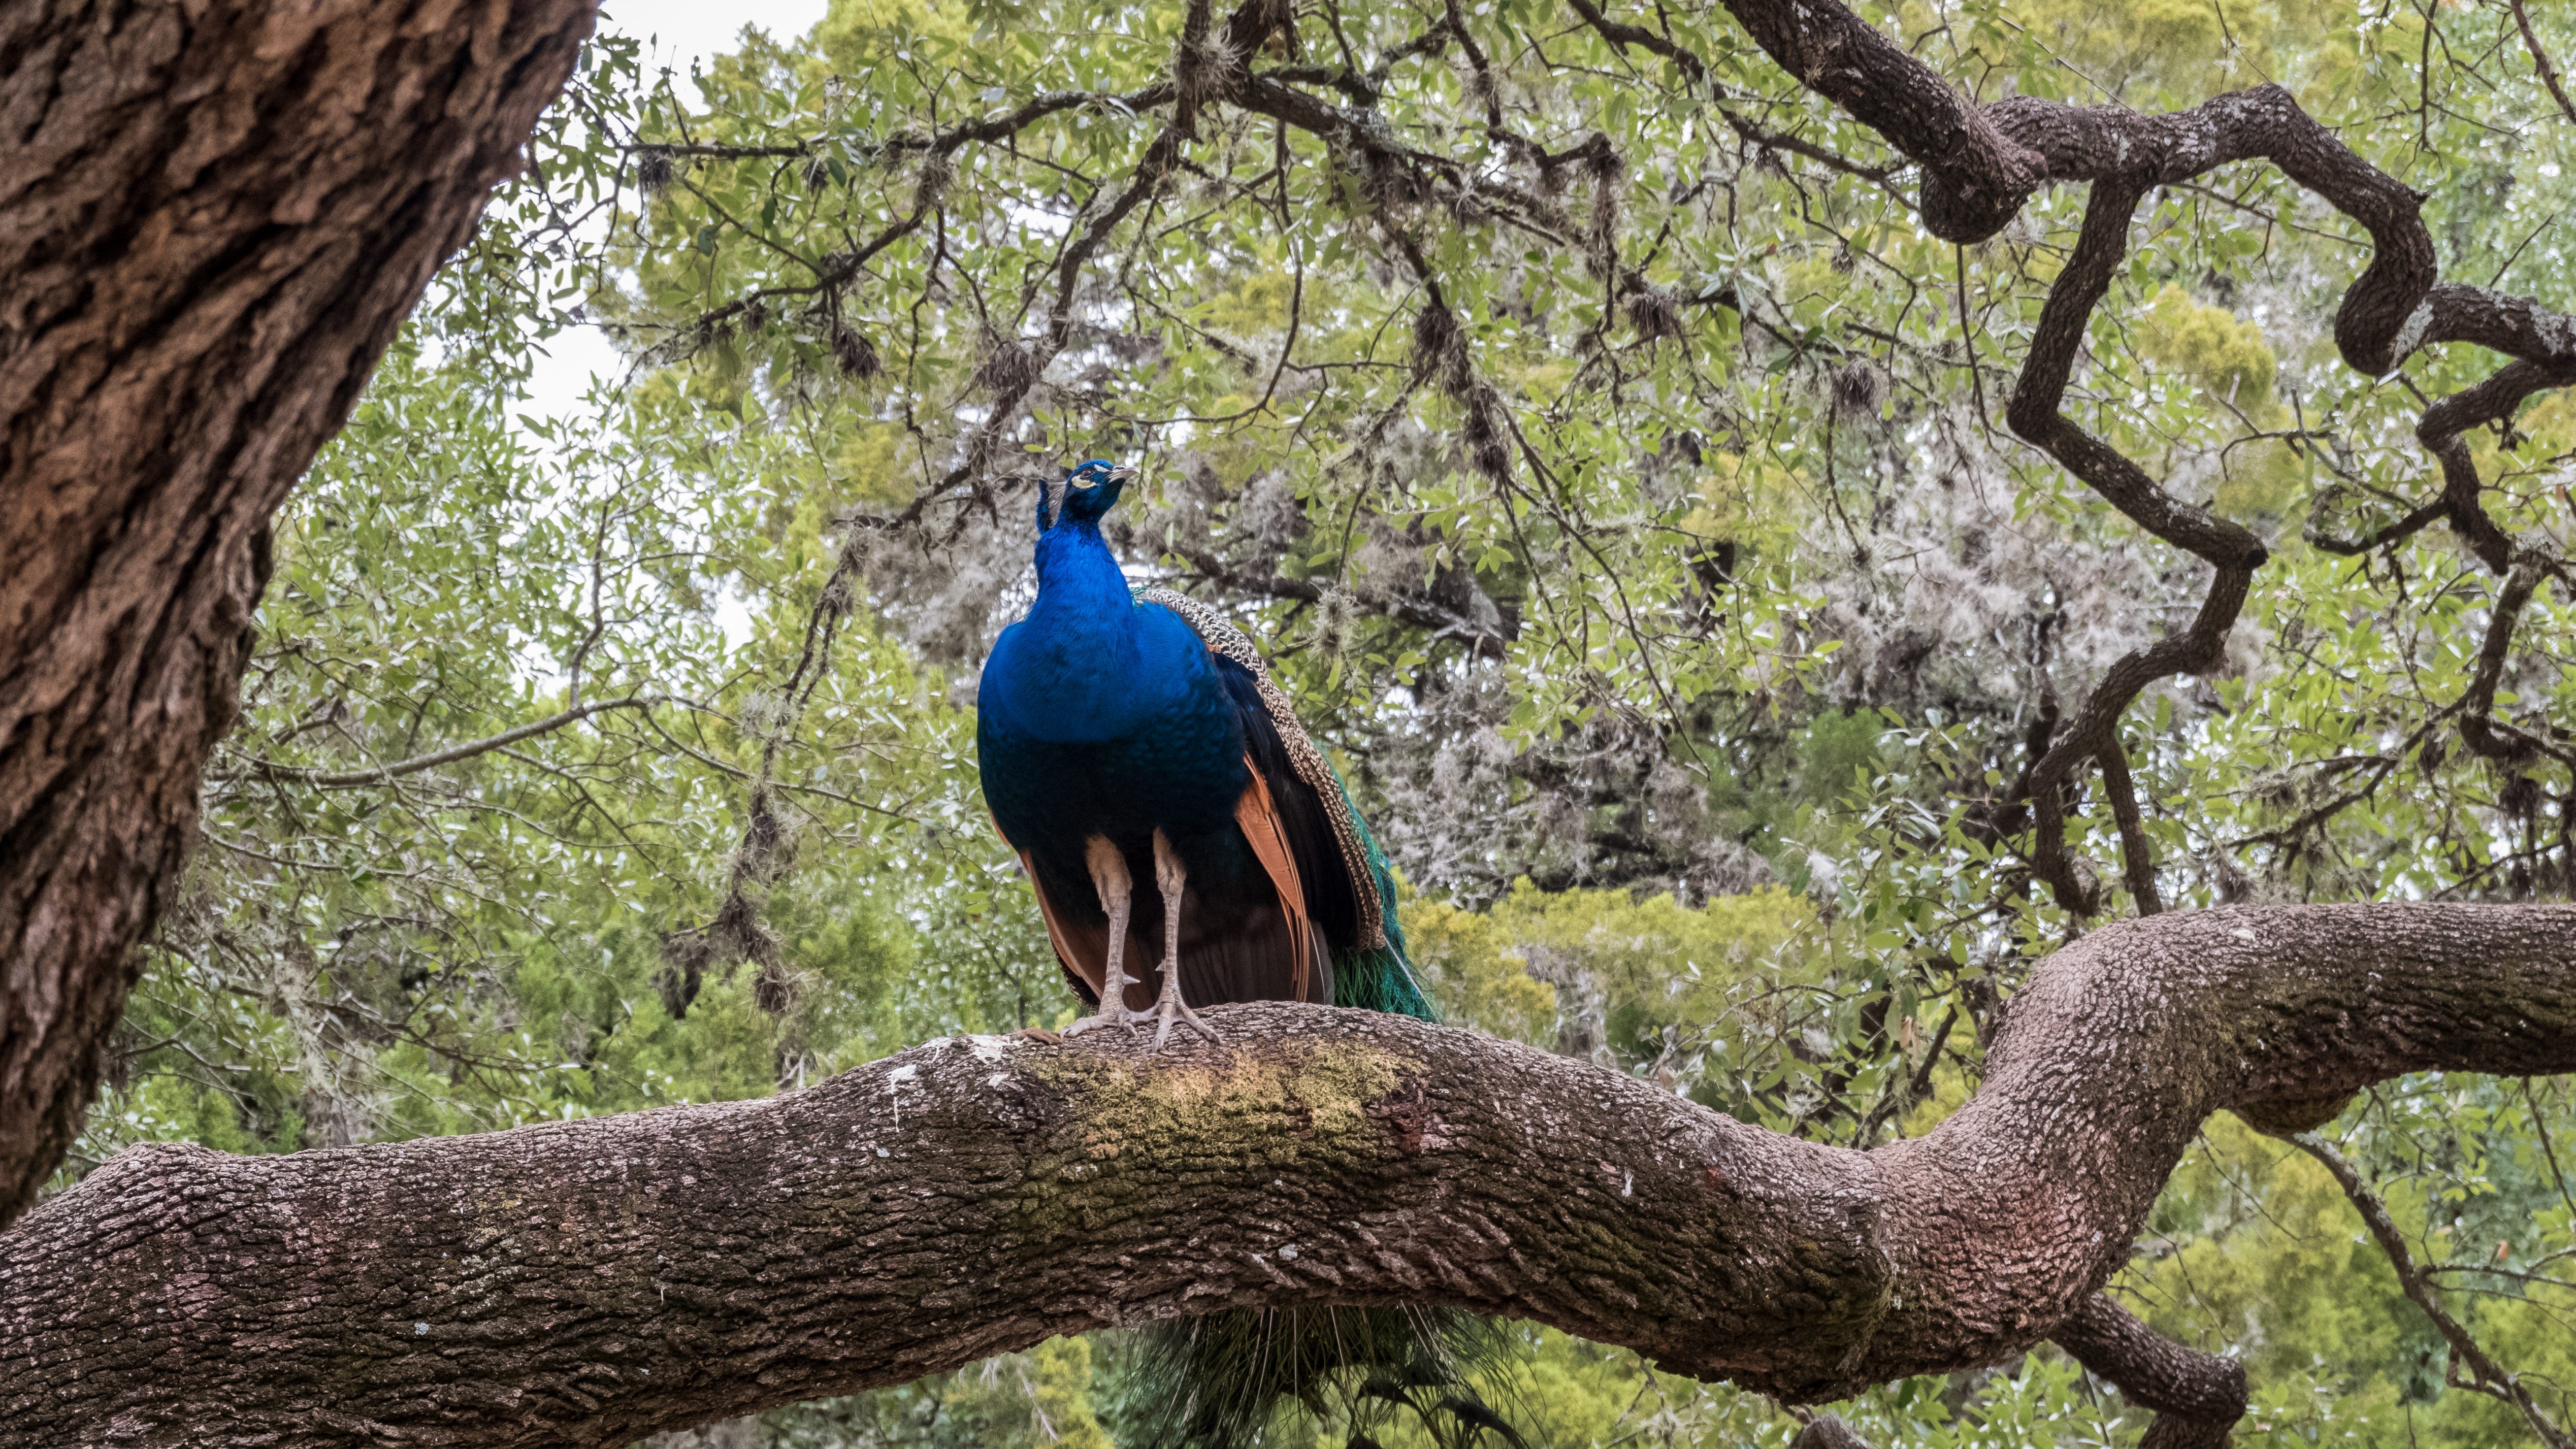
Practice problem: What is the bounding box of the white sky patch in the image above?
[600,0,831,96]
[504,0,829,662]
[519,0,831,437]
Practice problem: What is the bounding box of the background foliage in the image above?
[54,0,2576,1442]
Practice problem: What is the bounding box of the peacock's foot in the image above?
[1141,830,1217,1049]
[1060,1011,1128,1039]
[1149,987,1220,1051]
[1061,987,1136,1039]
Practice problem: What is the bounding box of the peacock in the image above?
[976,458,1516,1447]
[976,458,1431,1044]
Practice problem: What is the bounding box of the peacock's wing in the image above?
[1117,593,1470,1446]
[988,819,1113,1007]
[1137,587,1433,1020]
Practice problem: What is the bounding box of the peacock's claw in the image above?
[1061,975,1138,1039]
[1150,994,1220,1051]
[1060,1010,1127,1039]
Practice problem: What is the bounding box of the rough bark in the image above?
[5,904,2570,1446]
[0,0,600,1224]
[2053,1293,2247,1448]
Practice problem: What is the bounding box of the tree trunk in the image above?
[0,0,599,1226]
[5,904,2568,1446]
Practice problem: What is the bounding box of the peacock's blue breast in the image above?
[979,600,1250,871]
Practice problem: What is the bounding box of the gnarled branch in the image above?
[2052,1294,2247,1449]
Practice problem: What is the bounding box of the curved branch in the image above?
[2298,284,2576,569]
[2416,357,2576,574]
[1695,0,2042,243]
[5,904,2571,1444]
[2051,1294,2247,1449]
[1983,84,2434,377]
[2457,558,2576,768]
[2003,176,2267,572]
[2025,569,2251,914]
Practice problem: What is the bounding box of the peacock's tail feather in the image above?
[1111,1305,1524,1449]
[1331,939,1430,1019]
[1325,758,1433,1022]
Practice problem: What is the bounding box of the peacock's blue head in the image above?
[1040,458,1134,531]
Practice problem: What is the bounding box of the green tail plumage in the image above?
[1329,767,1433,1022]
[1111,1306,1523,1448]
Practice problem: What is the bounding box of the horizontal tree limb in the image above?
[4,903,2570,1446]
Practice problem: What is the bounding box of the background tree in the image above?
[4,0,2575,1444]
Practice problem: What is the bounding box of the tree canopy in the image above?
[8,0,2576,1444]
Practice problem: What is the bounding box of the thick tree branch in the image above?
[1690,0,2041,243]
[6,904,2571,1445]
[2051,1294,2247,1449]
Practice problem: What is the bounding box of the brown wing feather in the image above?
[1140,587,1385,949]
[1231,760,1315,1002]
[994,815,1110,1002]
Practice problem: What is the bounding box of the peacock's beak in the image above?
[1106,465,1137,484]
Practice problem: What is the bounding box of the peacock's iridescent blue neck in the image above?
[1030,520,1133,624]
[983,520,1193,743]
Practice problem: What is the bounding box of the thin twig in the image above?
[237,697,662,786]
[2509,0,2576,126]
[2295,1133,2573,1448]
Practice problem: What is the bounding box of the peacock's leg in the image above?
[1062,835,1136,1038]
[1148,829,1221,1049]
